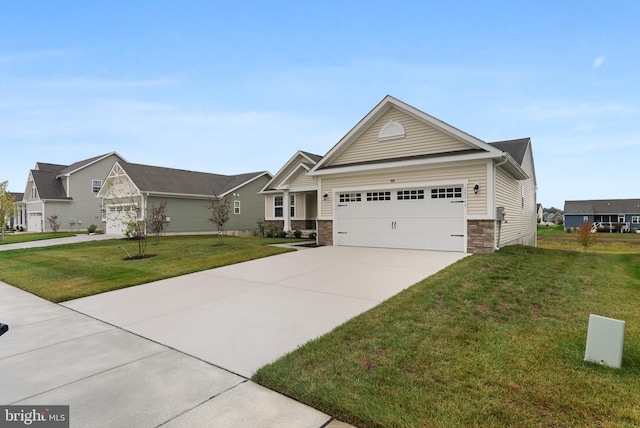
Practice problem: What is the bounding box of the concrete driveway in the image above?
[1,242,466,426]
[63,246,467,377]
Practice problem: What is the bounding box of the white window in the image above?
[583,216,589,222]
[366,191,391,201]
[92,179,102,193]
[397,190,424,200]
[31,186,38,199]
[632,216,640,224]
[234,200,240,215]
[290,195,296,217]
[430,187,462,199]
[274,196,283,218]
[339,193,361,202]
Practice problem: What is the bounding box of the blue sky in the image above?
[2,1,638,209]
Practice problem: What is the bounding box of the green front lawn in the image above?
[0,235,293,302]
[253,244,640,426]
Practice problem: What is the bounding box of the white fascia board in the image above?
[309,151,497,177]
[259,189,283,195]
[261,151,317,192]
[98,162,141,198]
[56,151,126,179]
[310,95,504,174]
[224,171,272,196]
[278,163,311,188]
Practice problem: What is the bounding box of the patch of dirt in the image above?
[123,254,158,261]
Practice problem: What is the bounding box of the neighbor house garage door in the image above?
[335,186,465,252]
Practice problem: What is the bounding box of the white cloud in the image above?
[593,55,605,69]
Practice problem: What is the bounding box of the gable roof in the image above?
[57,152,126,177]
[9,192,23,203]
[564,199,640,215]
[30,170,71,200]
[488,138,530,166]
[260,150,322,193]
[28,152,125,200]
[308,95,527,179]
[112,161,271,198]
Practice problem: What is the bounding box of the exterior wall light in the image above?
[473,184,480,194]
[323,193,329,201]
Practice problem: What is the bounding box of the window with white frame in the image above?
[339,193,361,202]
[31,186,38,199]
[397,189,424,200]
[290,195,295,217]
[92,179,102,193]
[274,196,283,217]
[366,191,391,201]
[234,200,240,215]
[632,216,640,224]
[430,187,462,199]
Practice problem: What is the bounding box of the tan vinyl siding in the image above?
[331,107,472,167]
[289,169,315,189]
[494,166,536,247]
[270,154,311,189]
[320,161,487,217]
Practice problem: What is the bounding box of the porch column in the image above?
[283,190,291,231]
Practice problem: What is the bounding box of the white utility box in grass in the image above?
[584,314,625,368]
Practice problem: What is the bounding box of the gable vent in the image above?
[378,120,406,141]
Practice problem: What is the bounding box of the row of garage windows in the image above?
[339,187,463,203]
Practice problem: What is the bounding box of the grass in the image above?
[253,240,640,426]
[537,224,640,254]
[0,235,294,302]
[0,232,78,245]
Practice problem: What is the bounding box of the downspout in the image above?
[495,154,509,250]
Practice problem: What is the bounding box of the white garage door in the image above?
[335,186,465,252]
[28,212,43,232]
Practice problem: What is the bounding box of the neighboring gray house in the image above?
[98,161,271,235]
[564,199,640,232]
[22,152,125,232]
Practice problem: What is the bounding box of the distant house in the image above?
[262,95,537,253]
[564,199,640,232]
[537,203,543,223]
[21,152,125,232]
[98,161,271,235]
[9,192,24,229]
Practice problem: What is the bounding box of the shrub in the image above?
[277,229,288,238]
[293,229,302,239]
[87,224,98,234]
[309,231,317,240]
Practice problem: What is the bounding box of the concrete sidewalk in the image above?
[0,282,345,427]
[0,233,115,251]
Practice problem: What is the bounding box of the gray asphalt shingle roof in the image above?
[564,199,640,214]
[119,162,268,196]
[488,138,530,165]
[31,170,70,200]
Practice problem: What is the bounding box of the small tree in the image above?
[577,220,598,253]
[0,181,16,242]
[208,193,232,245]
[147,201,169,244]
[47,214,61,234]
